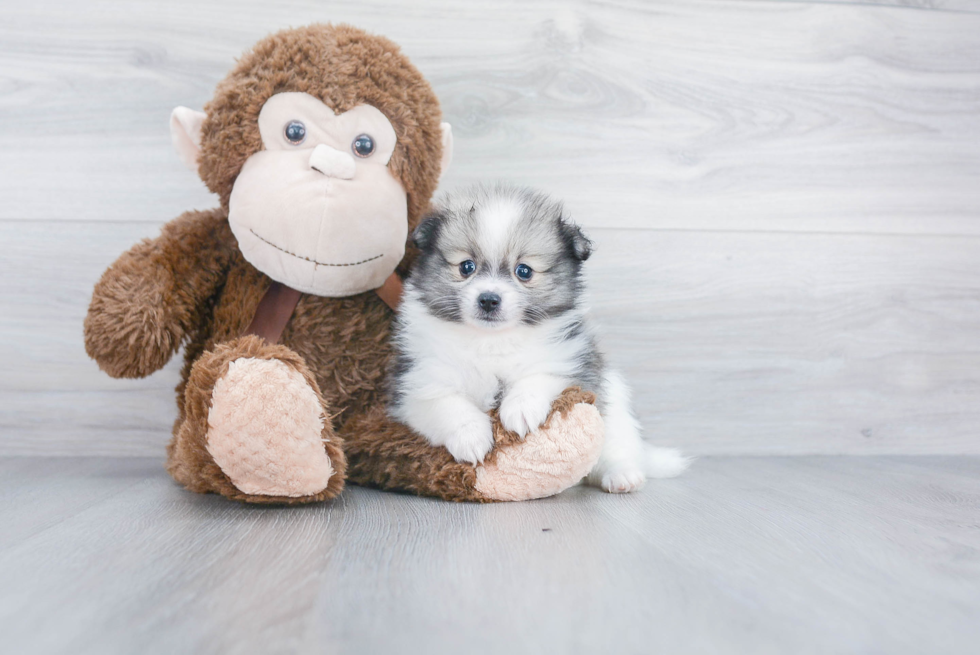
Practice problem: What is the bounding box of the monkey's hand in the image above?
[84,208,234,378]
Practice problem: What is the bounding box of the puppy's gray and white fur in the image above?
[389,185,688,492]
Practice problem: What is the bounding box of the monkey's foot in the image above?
[207,357,333,497]
[475,388,604,501]
[168,336,346,504]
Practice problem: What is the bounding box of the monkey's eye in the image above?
[352,134,375,158]
[459,260,476,277]
[284,120,306,145]
[515,263,533,281]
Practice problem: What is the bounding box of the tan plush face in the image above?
[228,92,408,296]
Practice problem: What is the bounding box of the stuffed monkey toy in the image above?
[83,24,603,504]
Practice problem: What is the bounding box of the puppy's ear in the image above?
[561,219,593,261]
[412,212,444,250]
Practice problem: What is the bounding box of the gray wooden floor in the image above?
[1,456,978,654]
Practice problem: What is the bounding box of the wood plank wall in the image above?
[2,0,978,456]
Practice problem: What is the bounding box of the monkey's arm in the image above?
[84,207,235,378]
[341,388,604,502]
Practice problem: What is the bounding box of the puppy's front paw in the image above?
[597,463,646,494]
[499,389,554,438]
[444,415,495,464]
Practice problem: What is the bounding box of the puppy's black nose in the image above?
[478,292,501,313]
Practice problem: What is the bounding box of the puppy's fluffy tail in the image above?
[644,445,692,478]
[601,369,693,479]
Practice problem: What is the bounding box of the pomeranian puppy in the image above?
[389,185,688,492]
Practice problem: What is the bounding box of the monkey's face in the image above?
[227,92,408,297]
[170,25,454,297]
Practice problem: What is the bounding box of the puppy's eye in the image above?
[284,120,306,145]
[352,134,375,158]
[459,260,476,277]
[515,263,533,281]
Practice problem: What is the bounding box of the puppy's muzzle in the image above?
[478,292,501,315]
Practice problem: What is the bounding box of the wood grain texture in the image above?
[2,1,979,454]
[3,220,978,456]
[0,221,180,456]
[1,0,978,233]
[0,456,977,654]
[594,229,980,454]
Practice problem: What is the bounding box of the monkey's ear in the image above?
[170,107,207,171]
[562,220,593,261]
[438,123,453,184]
[413,212,444,251]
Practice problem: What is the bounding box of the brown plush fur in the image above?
[84,24,598,505]
[83,25,476,504]
[83,209,235,379]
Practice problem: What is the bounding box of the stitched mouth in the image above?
[250,229,383,267]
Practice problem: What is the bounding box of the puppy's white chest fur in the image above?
[396,290,577,413]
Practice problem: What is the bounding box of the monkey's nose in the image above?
[309,144,356,180]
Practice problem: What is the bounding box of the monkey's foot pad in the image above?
[475,394,604,501]
[206,357,333,497]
